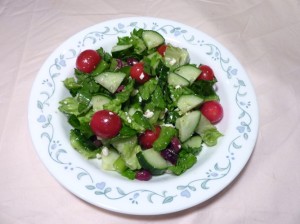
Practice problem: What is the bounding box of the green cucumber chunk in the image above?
[174,65,201,85]
[101,148,120,171]
[111,136,141,170]
[195,112,215,135]
[182,136,203,155]
[177,94,203,113]
[175,110,201,142]
[164,45,190,68]
[94,71,126,93]
[136,148,168,175]
[142,30,165,49]
[111,44,133,58]
[90,95,111,112]
[168,72,190,87]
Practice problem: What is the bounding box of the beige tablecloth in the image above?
[1,0,300,223]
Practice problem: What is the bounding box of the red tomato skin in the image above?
[197,65,215,81]
[130,63,150,84]
[76,50,101,73]
[139,126,161,149]
[157,44,167,56]
[90,110,122,139]
[200,101,223,124]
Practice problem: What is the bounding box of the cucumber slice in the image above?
[142,30,165,49]
[195,112,215,135]
[101,148,120,171]
[182,136,202,153]
[111,136,141,170]
[136,148,168,175]
[168,72,190,87]
[111,44,133,58]
[90,95,111,112]
[113,156,127,173]
[174,65,201,85]
[175,110,201,142]
[94,71,126,93]
[177,94,203,113]
[164,45,190,68]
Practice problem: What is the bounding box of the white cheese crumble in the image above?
[138,96,142,102]
[143,109,154,118]
[139,73,145,80]
[175,85,181,89]
[162,123,174,127]
[127,117,132,123]
[101,146,109,156]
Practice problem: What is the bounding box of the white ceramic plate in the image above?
[28,17,258,215]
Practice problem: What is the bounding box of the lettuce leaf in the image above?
[190,79,220,101]
[168,150,197,175]
[201,128,223,147]
[70,129,101,159]
[153,126,177,151]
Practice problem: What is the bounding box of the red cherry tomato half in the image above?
[139,126,161,149]
[76,49,101,73]
[200,101,223,124]
[90,110,122,139]
[130,63,150,84]
[197,65,215,81]
[157,44,167,56]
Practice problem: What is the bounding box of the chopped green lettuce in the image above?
[201,128,223,147]
[153,126,177,151]
[70,129,101,159]
[168,150,197,175]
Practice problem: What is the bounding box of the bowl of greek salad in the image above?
[28,17,258,215]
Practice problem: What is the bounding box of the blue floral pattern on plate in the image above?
[28,17,258,215]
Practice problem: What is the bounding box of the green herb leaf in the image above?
[201,128,223,147]
[153,126,177,151]
[70,129,101,159]
[168,150,197,175]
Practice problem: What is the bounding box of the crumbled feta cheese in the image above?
[175,85,181,89]
[101,147,109,156]
[139,73,145,80]
[162,123,174,127]
[138,96,142,102]
[143,109,154,118]
[127,117,132,123]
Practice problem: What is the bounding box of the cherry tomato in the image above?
[130,63,150,84]
[157,44,167,56]
[197,65,215,81]
[139,126,161,149]
[76,49,101,73]
[90,110,122,139]
[200,101,223,124]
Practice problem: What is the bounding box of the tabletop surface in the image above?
[1,0,300,223]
